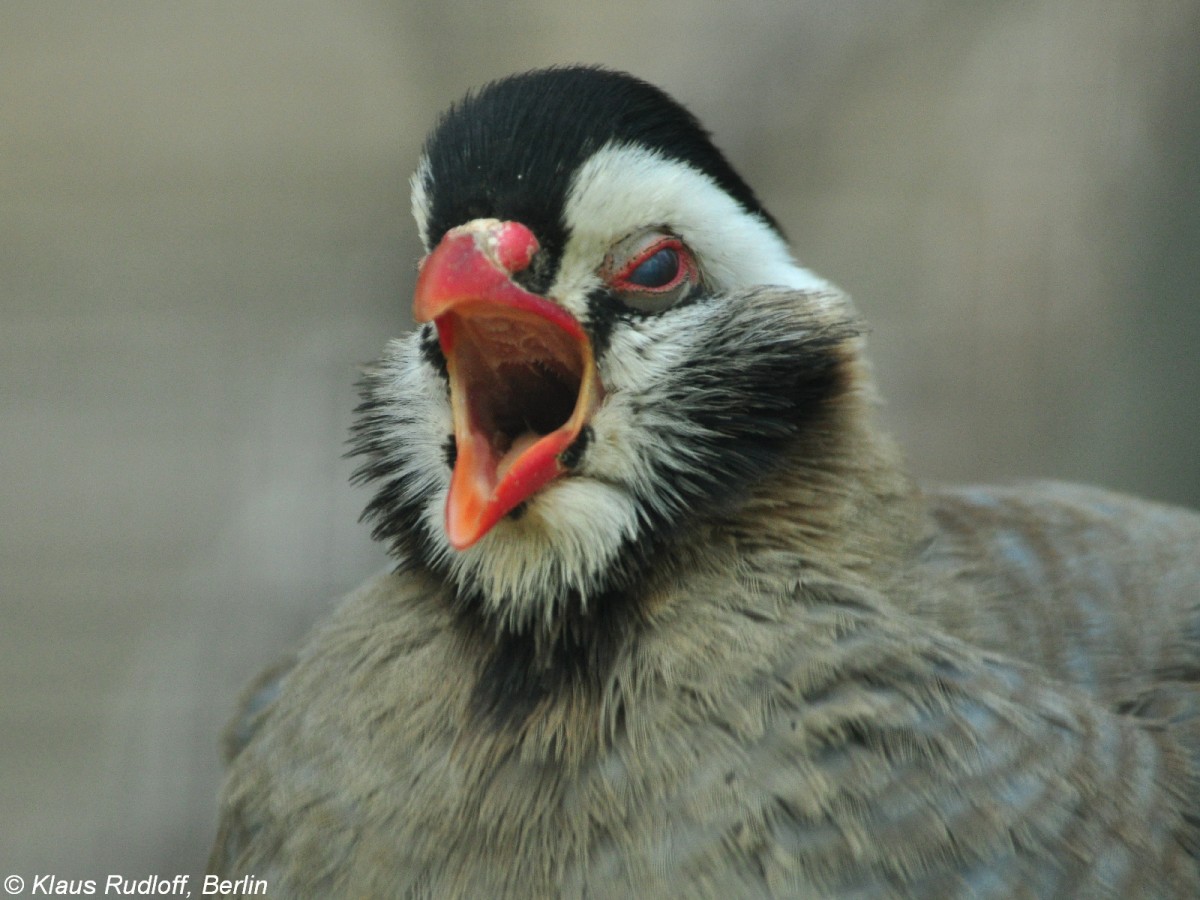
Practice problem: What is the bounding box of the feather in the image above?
[209,67,1200,897]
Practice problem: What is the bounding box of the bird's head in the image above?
[354,67,868,634]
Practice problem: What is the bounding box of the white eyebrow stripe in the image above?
[558,141,828,299]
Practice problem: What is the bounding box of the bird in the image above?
[209,66,1200,897]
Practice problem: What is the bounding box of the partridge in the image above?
[210,66,1200,897]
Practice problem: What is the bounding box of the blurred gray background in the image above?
[4,0,1198,883]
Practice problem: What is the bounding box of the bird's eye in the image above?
[603,232,699,314]
[626,247,681,288]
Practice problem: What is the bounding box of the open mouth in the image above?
[434,299,601,549]
[445,303,590,484]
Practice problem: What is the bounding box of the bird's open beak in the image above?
[413,219,603,550]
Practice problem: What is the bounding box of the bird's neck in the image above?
[724,398,928,600]
[438,389,930,767]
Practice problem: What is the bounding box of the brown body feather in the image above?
[210,313,1200,896]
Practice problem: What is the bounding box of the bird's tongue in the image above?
[412,220,600,550]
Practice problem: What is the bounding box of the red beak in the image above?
[413,219,602,550]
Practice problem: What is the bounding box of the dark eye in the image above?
[626,247,681,288]
[604,233,699,314]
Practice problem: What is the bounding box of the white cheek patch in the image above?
[556,142,829,301]
[373,335,456,520]
[584,312,716,519]
[598,302,710,392]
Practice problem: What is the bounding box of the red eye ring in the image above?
[611,238,695,294]
[601,231,700,314]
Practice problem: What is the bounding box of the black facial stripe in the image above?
[584,287,624,360]
[419,323,447,383]
[558,425,592,471]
